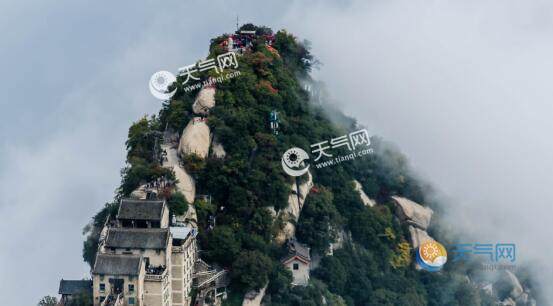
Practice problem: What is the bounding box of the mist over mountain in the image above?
[72,24,543,305]
[1,1,551,305]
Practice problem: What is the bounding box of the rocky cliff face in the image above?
[275,172,313,244]
[496,271,536,306]
[391,196,433,230]
[210,135,226,159]
[390,196,435,250]
[353,180,375,207]
[178,117,211,159]
[192,86,216,115]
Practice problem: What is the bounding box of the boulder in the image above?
[130,184,148,200]
[503,270,524,299]
[353,180,375,207]
[178,117,211,159]
[391,196,433,230]
[211,135,226,158]
[275,221,296,246]
[275,172,313,244]
[192,86,216,115]
[285,171,314,221]
[242,284,267,306]
[500,298,516,306]
[265,206,277,218]
[516,293,529,305]
[329,229,348,254]
[480,282,493,296]
[129,184,159,200]
[408,225,434,250]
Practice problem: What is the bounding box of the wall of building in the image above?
[143,271,171,306]
[104,249,167,267]
[183,239,196,297]
[160,209,170,228]
[171,250,185,306]
[101,236,172,269]
[92,268,145,306]
[284,259,309,286]
[170,237,196,306]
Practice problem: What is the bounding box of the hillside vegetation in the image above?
[82,24,540,306]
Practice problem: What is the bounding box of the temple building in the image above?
[85,198,197,306]
[281,239,311,286]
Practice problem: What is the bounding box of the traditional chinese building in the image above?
[58,279,93,305]
[116,199,170,229]
[281,240,311,286]
[86,198,197,306]
[92,254,145,306]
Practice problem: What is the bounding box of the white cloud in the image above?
[282,0,553,301]
[2,0,552,304]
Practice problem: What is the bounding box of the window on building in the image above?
[128,284,135,293]
[99,296,105,303]
[99,283,106,292]
[128,297,135,304]
[100,274,104,281]
[156,249,161,255]
[293,263,299,270]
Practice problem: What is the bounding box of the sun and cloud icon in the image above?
[416,240,448,272]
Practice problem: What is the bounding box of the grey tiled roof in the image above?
[282,239,311,263]
[58,279,92,295]
[116,199,165,221]
[105,228,169,249]
[93,254,142,276]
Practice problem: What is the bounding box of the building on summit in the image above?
[116,199,170,229]
[58,198,197,306]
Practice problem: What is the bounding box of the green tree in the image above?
[267,264,293,296]
[37,296,57,306]
[296,187,342,253]
[205,226,240,266]
[181,153,206,174]
[126,117,161,163]
[231,250,273,291]
[167,191,189,216]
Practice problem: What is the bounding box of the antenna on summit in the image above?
[236,15,239,31]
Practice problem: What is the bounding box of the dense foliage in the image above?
[77,24,540,306]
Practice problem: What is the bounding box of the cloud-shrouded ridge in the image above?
[1,0,552,304]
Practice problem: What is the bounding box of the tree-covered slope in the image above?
[82,24,541,306]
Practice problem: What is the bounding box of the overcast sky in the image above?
[1,1,552,305]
